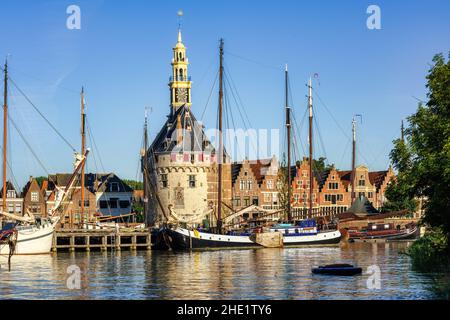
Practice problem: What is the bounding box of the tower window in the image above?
[161,174,168,188]
[188,175,196,188]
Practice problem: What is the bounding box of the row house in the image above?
[228,156,395,221]
[46,186,97,226]
[0,181,23,216]
[22,177,46,216]
[231,156,279,220]
[291,158,321,219]
[317,165,351,218]
[47,173,134,219]
[1,174,135,226]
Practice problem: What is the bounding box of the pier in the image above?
[52,229,152,252]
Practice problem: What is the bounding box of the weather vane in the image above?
[177,10,183,30]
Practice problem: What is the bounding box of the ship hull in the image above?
[349,226,419,241]
[0,221,56,255]
[162,227,341,251]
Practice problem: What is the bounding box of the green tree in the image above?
[386,52,450,238]
[123,179,143,190]
[277,157,290,221]
[34,176,47,187]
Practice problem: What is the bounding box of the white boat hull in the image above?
[0,222,56,255]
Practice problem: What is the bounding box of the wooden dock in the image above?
[52,229,152,252]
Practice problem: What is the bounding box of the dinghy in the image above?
[312,264,362,276]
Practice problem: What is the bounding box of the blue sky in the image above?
[0,0,449,189]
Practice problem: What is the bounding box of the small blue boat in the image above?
[312,264,362,276]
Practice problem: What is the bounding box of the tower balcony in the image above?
[169,76,191,82]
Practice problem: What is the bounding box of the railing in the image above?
[169,76,191,82]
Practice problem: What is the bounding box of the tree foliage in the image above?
[34,176,47,187]
[123,179,143,190]
[386,52,450,237]
[277,158,290,221]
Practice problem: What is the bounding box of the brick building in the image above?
[227,157,395,221]
[0,181,23,216]
[22,177,46,217]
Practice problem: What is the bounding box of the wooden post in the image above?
[131,235,137,250]
[147,234,151,250]
[52,232,57,252]
[70,236,75,252]
[116,234,121,251]
[85,236,90,252]
[102,235,107,251]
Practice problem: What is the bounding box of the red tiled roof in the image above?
[337,170,352,188]
[369,171,388,190]
[40,180,48,193]
[249,161,272,185]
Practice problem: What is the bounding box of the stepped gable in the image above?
[369,170,388,191]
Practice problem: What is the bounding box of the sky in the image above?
[0,0,449,190]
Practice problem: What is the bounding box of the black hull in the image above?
[164,228,261,250]
[283,236,342,247]
[312,267,362,276]
[163,228,342,251]
[151,229,171,250]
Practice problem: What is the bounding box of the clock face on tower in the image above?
[176,88,188,103]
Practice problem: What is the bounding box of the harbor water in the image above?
[0,242,446,299]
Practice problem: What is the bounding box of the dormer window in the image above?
[110,182,119,192]
[7,190,15,198]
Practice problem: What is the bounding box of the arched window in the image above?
[179,68,183,80]
[179,52,183,61]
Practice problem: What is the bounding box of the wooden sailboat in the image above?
[0,61,89,255]
[263,70,341,246]
[337,117,418,241]
[162,45,341,250]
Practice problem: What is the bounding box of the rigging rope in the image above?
[200,69,219,121]
[7,76,77,152]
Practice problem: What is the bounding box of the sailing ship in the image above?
[338,195,419,241]
[157,40,341,250]
[335,116,419,242]
[0,61,89,255]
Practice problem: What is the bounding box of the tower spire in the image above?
[177,10,183,43]
[169,11,192,115]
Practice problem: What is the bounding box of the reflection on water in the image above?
[0,242,443,299]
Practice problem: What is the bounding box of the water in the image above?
[0,242,445,299]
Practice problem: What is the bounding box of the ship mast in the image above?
[401,120,404,143]
[2,60,8,214]
[285,65,292,222]
[216,38,224,234]
[143,108,149,226]
[350,116,357,204]
[308,78,313,219]
[80,87,86,228]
